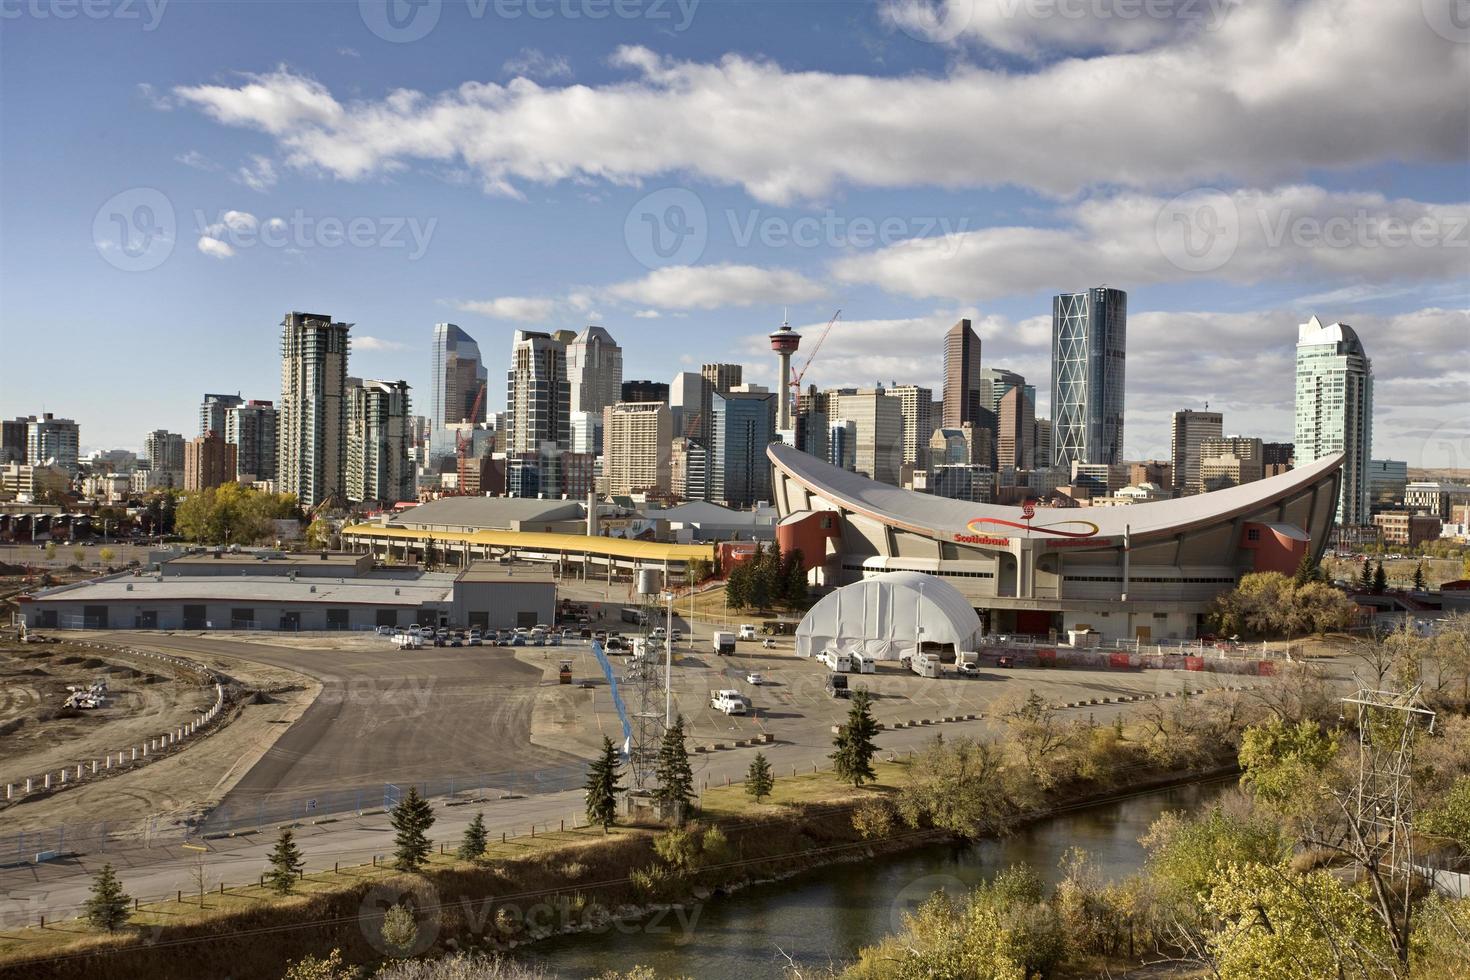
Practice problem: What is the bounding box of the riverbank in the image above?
[0,740,1241,980]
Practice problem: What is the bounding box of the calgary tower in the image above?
[769,312,801,431]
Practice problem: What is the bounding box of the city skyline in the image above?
[1,1,1463,466]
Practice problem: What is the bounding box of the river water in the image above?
[527,778,1231,979]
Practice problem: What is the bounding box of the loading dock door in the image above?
[136,610,158,629]
[183,605,207,630]
[280,611,301,631]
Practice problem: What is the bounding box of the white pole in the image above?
[665,590,674,727]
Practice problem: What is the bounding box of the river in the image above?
[527,777,1231,979]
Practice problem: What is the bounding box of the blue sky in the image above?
[1,0,1466,466]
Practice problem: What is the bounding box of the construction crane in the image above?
[455,382,488,494]
[789,309,841,400]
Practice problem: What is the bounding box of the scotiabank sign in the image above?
[953,533,1012,547]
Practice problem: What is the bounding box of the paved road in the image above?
[92,633,586,815]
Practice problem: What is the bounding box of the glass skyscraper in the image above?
[711,390,776,508]
[1051,287,1127,468]
[1295,315,1373,527]
[429,323,488,462]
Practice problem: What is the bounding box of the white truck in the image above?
[709,689,747,715]
[910,652,942,678]
[850,652,876,674]
[712,631,736,655]
[738,624,758,641]
[818,649,852,672]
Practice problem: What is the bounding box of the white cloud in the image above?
[605,264,829,309]
[175,150,219,171]
[831,187,1469,301]
[880,0,1232,57]
[502,48,573,81]
[355,335,407,352]
[633,309,662,319]
[456,296,559,321]
[200,209,258,238]
[235,155,278,192]
[196,236,234,259]
[172,1,1466,203]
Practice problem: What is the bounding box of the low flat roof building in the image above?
[451,561,557,630]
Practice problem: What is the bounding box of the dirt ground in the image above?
[0,642,212,785]
[0,637,320,838]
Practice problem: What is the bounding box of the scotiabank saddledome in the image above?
[769,443,1345,643]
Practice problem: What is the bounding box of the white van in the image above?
[850,652,876,674]
[738,624,758,641]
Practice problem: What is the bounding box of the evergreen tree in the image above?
[745,751,774,803]
[1412,561,1426,591]
[457,811,488,861]
[781,548,808,608]
[266,827,305,895]
[1357,558,1374,590]
[726,561,750,610]
[747,544,775,611]
[584,736,624,831]
[1372,560,1388,594]
[1293,549,1317,586]
[831,690,880,787]
[653,714,695,822]
[390,786,435,873]
[83,863,131,932]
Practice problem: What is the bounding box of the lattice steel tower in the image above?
[1340,686,1435,890]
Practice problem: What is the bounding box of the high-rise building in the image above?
[569,411,602,455]
[346,379,413,504]
[24,414,80,473]
[978,368,1025,418]
[504,330,570,497]
[226,400,277,483]
[711,390,775,508]
[1,418,27,464]
[1295,315,1373,526]
[429,321,488,453]
[1051,287,1127,468]
[942,319,983,428]
[828,388,904,486]
[1200,436,1265,491]
[672,437,711,502]
[1170,409,1224,494]
[1367,459,1409,514]
[566,326,623,418]
[621,380,670,404]
[603,401,672,496]
[997,384,1036,470]
[669,371,704,440]
[199,393,244,439]
[685,364,744,447]
[184,431,236,491]
[143,429,185,472]
[1033,418,1053,471]
[829,419,858,471]
[277,311,351,506]
[887,385,933,468]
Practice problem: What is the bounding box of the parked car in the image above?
[375,625,394,636]
[510,634,527,646]
[468,630,483,646]
[996,655,1015,668]
[745,671,764,685]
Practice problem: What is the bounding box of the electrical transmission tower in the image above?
[624,581,668,792]
[1340,685,1435,890]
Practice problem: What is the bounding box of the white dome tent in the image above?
[795,571,982,661]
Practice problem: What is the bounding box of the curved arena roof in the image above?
[768,443,1344,545]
